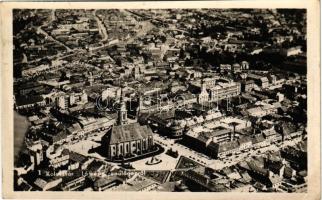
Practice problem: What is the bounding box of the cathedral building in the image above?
[102,86,155,161]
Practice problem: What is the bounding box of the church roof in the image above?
[107,123,153,144]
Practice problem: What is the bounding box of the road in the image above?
[153,133,305,171]
[121,9,156,43]
[16,9,158,66]
[93,10,108,42]
[17,49,85,68]
[14,10,73,65]
[64,130,110,160]
[131,151,179,171]
[37,26,72,52]
[36,9,72,52]
[153,134,211,166]
[89,11,156,53]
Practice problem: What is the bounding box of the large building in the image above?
[191,77,241,105]
[102,87,155,161]
[247,74,269,89]
[183,123,257,159]
[146,109,223,138]
[55,91,88,110]
[209,81,241,102]
[15,95,46,110]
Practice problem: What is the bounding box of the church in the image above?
[102,86,155,161]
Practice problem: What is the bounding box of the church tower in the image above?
[198,76,209,104]
[136,92,143,118]
[118,86,127,125]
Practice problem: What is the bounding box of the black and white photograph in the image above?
[1,1,320,199]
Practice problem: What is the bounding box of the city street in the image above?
[153,134,212,166]
[153,132,304,170]
[131,152,179,170]
[93,10,108,42]
[64,131,107,160]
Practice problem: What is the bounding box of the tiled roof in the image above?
[52,131,68,143]
[283,166,293,178]
[15,95,44,106]
[152,110,176,120]
[69,151,87,163]
[87,160,105,172]
[211,127,231,137]
[94,176,122,188]
[238,161,251,171]
[196,132,212,144]
[221,166,234,175]
[240,171,252,183]
[247,161,268,176]
[218,141,239,153]
[34,178,47,189]
[107,123,153,144]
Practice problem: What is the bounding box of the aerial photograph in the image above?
[13,8,307,192]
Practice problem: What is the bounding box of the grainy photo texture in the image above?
[13,8,308,193]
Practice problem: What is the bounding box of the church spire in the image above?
[136,91,143,118]
[117,86,127,125]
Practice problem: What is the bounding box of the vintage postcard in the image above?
[0,1,320,199]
